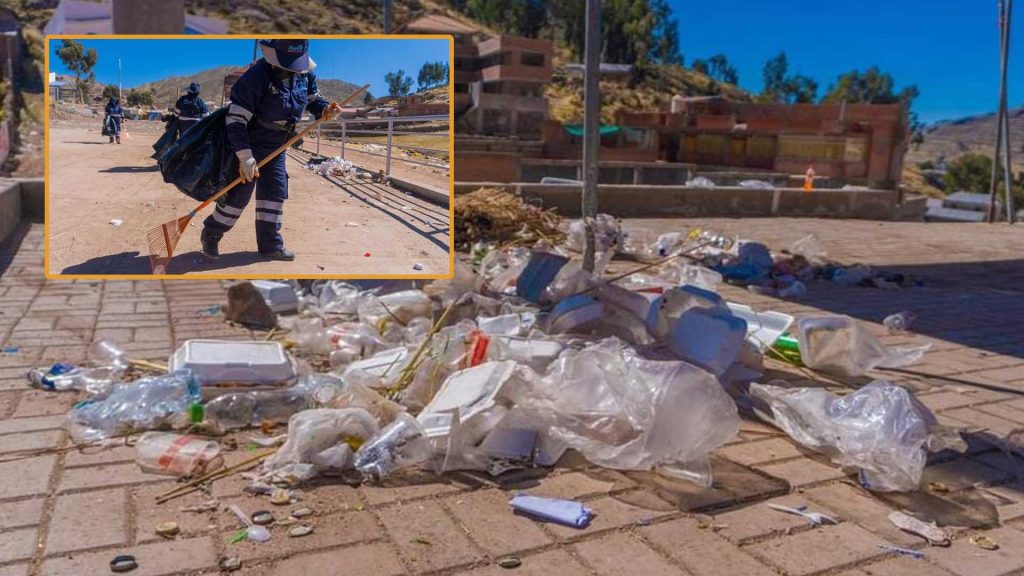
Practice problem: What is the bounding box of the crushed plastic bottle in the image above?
[354,412,434,481]
[204,386,315,431]
[69,370,200,442]
[27,363,119,396]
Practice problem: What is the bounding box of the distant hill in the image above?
[133,65,366,109]
[907,107,1024,172]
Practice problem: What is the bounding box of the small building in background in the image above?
[398,14,552,138]
[48,73,79,101]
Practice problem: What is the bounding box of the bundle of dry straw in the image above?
[453,188,564,250]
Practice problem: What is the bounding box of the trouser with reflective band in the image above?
[176,117,199,137]
[201,141,289,254]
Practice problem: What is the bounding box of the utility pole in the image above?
[581,0,601,272]
[118,57,122,100]
[383,0,393,34]
[1000,0,1015,222]
[988,0,1015,222]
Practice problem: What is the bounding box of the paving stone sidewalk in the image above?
[2,219,1024,576]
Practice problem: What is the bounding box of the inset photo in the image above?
[45,35,453,278]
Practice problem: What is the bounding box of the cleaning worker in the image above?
[200,39,341,261]
[104,96,123,144]
[173,81,208,137]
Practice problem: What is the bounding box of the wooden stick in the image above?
[130,359,168,372]
[155,449,274,503]
[388,299,457,396]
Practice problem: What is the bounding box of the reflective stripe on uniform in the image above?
[255,199,284,212]
[256,211,283,224]
[228,104,253,120]
[225,115,247,126]
[211,210,238,227]
[217,203,244,216]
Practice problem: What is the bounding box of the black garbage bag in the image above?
[158,108,238,202]
[101,114,111,136]
[151,114,178,159]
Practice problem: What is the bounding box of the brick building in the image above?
[399,14,552,137]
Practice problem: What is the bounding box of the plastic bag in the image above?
[310,373,405,426]
[506,338,739,484]
[69,370,199,442]
[151,115,178,159]
[751,380,965,492]
[135,432,222,476]
[566,214,622,255]
[790,234,827,262]
[685,176,715,188]
[357,290,433,327]
[738,179,775,190]
[260,408,379,483]
[158,107,238,202]
[354,412,434,480]
[797,316,930,377]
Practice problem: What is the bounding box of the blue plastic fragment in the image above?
[509,494,594,529]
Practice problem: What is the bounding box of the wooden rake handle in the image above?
[190,83,371,216]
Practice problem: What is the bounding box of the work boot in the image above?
[109,136,114,143]
[200,228,221,259]
[116,136,121,144]
[260,248,295,261]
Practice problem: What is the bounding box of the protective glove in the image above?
[237,149,259,183]
[322,102,343,122]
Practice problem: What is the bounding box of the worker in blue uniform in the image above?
[104,96,123,144]
[173,81,208,137]
[200,39,341,261]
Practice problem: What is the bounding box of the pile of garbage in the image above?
[30,227,962,500]
[454,188,565,251]
[305,156,357,178]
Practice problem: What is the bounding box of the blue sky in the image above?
[672,0,1023,123]
[49,38,451,100]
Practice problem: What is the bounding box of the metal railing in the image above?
[309,114,450,177]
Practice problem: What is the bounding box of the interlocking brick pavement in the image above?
[2,219,1024,575]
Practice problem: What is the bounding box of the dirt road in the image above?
[47,127,451,277]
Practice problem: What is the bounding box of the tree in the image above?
[101,84,119,101]
[416,61,449,91]
[55,39,97,104]
[384,69,413,97]
[363,91,373,105]
[944,153,992,193]
[550,0,682,67]
[822,66,921,144]
[693,54,738,84]
[465,0,547,38]
[125,88,153,107]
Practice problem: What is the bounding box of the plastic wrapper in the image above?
[738,179,775,190]
[751,380,965,492]
[566,214,622,255]
[797,316,930,377]
[790,234,827,262]
[354,412,434,480]
[309,373,405,426]
[135,432,222,476]
[260,408,379,483]
[685,176,716,188]
[357,290,433,327]
[158,108,237,202]
[477,247,531,295]
[69,370,199,442]
[505,338,739,484]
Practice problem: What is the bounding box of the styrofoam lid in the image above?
[178,340,288,365]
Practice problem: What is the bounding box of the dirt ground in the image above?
[46,126,452,277]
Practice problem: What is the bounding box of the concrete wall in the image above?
[0,178,44,245]
[0,178,20,244]
[453,181,900,220]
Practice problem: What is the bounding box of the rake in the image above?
[147,83,370,274]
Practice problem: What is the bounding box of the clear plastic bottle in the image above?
[27,363,118,396]
[354,413,433,480]
[883,311,916,334]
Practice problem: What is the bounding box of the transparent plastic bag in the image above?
[358,290,434,327]
[260,408,379,483]
[797,316,930,377]
[506,338,739,478]
[790,234,827,262]
[69,370,199,442]
[354,412,434,481]
[311,373,405,426]
[751,380,964,492]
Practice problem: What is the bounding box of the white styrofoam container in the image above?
[169,340,296,389]
[251,280,299,313]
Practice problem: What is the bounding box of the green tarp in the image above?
[564,124,621,137]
